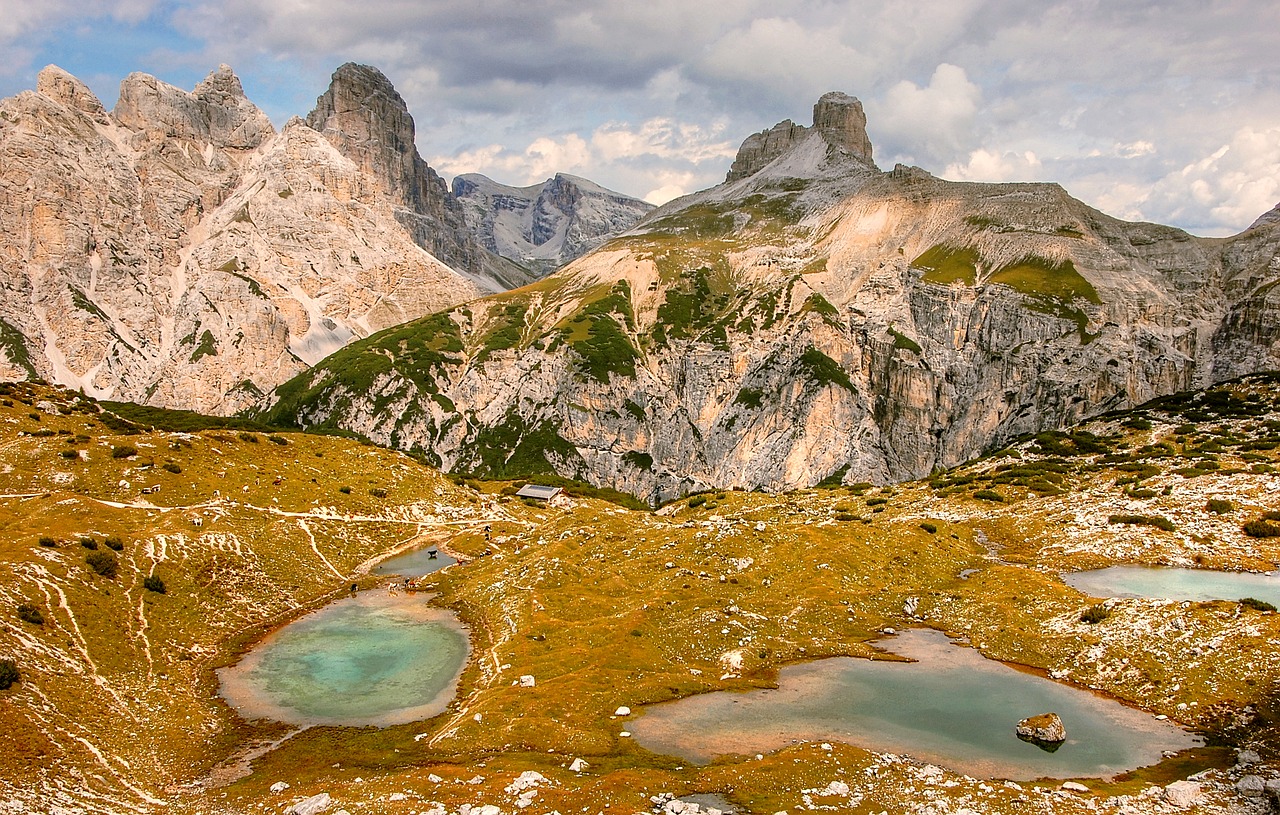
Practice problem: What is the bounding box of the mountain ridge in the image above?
[256,93,1280,502]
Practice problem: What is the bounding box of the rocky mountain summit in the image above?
[259,93,1280,503]
[0,62,570,414]
[453,172,653,276]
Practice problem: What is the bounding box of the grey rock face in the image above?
[258,93,1280,504]
[726,90,876,182]
[306,63,531,290]
[452,172,653,275]
[0,64,485,412]
[1162,780,1202,808]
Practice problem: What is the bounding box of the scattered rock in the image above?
[1061,781,1089,793]
[1235,775,1265,797]
[903,596,920,616]
[569,757,588,773]
[504,771,546,794]
[1235,748,1261,766]
[270,782,290,793]
[519,674,536,687]
[1015,713,1066,747]
[818,781,850,796]
[291,793,332,815]
[614,706,631,716]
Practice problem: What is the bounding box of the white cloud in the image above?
[871,64,981,164]
[1137,127,1280,235]
[943,148,1042,183]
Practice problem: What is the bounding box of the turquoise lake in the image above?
[1064,566,1280,607]
[218,591,468,727]
[630,629,1198,779]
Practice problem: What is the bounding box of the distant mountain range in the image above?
[0,62,646,413]
[256,93,1280,501]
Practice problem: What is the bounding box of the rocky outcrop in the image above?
[0,64,487,413]
[257,92,1280,504]
[1015,713,1066,745]
[726,92,874,182]
[452,172,653,275]
[306,63,532,290]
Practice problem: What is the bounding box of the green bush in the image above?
[0,659,17,690]
[267,435,289,446]
[338,486,352,494]
[835,512,858,522]
[16,603,43,625]
[1239,597,1277,612]
[111,444,137,459]
[866,496,888,506]
[1080,604,1112,624]
[37,537,56,548]
[687,494,707,508]
[238,432,259,443]
[85,551,117,578]
[369,487,387,498]
[104,536,124,551]
[1243,519,1280,538]
[920,522,938,534]
[974,489,1005,502]
[60,449,79,459]
[1205,498,1235,514]
[162,462,182,474]
[79,537,97,550]
[142,575,166,594]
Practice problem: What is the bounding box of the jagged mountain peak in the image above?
[726,90,876,183]
[1249,202,1280,231]
[113,64,274,152]
[35,64,107,120]
[452,170,654,275]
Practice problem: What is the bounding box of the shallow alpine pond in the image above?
[1064,565,1280,607]
[218,590,468,727]
[630,629,1199,779]
[373,544,457,578]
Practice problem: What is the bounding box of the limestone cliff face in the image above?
[306,63,533,291]
[452,172,654,276]
[259,94,1280,503]
[0,64,486,412]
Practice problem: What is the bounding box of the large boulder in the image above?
[1015,713,1067,746]
[1163,780,1202,808]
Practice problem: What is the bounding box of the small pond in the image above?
[1064,566,1279,607]
[373,544,457,578]
[218,590,468,727]
[630,629,1198,779]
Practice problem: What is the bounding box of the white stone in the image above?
[1163,780,1202,807]
[1236,775,1266,797]
[519,674,536,687]
[569,757,588,772]
[1061,781,1089,792]
[291,793,332,815]
[819,781,850,796]
[614,706,631,716]
[270,782,290,793]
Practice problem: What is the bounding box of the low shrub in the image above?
[60,449,79,459]
[111,445,137,459]
[79,537,97,550]
[16,603,43,625]
[238,432,259,443]
[85,551,117,578]
[866,496,888,506]
[338,486,352,494]
[369,487,387,498]
[142,575,166,594]
[37,537,56,548]
[835,512,858,522]
[1108,514,1176,532]
[162,462,181,474]
[1080,603,1112,624]
[974,489,1005,502]
[919,522,938,534]
[1243,518,1280,538]
[1205,498,1235,514]
[104,536,124,551]
[1239,597,1277,612]
[267,434,289,446]
[687,494,707,508]
[0,659,17,690]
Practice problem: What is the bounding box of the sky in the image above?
[1,1,1277,237]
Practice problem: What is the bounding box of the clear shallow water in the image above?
[218,592,468,727]
[631,629,1198,779]
[1064,566,1280,607]
[373,545,457,577]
